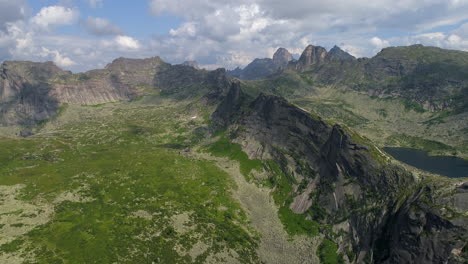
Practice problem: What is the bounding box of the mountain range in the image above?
[0,43,467,263]
[230,44,468,112]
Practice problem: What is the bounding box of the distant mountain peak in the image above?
[272,47,293,66]
[296,44,327,71]
[327,45,355,60]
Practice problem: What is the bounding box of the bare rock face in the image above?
[50,78,130,105]
[272,47,293,67]
[0,61,64,126]
[212,86,468,264]
[295,45,328,71]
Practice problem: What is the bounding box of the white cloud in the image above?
[114,35,140,50]
[31,6,79,31]
[169,22,197,37]
[83,16,123,36]
[40,47,76,67]
[370,37,390,48]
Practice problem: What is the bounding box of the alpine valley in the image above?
[0,44,467,264]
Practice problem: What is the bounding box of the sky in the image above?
[1,0,468,72]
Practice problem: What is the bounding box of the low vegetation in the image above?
[206,136,263,177]
[0,99,260,263]
[318,239,342,264]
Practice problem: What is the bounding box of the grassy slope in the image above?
[0,97,260,263]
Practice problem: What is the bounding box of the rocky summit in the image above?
[272,47,293,66]
[0,44,467,264]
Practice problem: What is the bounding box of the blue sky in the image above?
[28,1,183,38]
[1,0,468,72]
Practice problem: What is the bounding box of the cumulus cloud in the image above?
[0,2,150,71]
[370,37,390,50]
[102,35,141,51]
[31,5,79,31]
[83,16,123,36]
[40,47,76,67]
[115,35,140,50]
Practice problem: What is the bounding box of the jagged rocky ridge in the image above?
[212,84,468,263]
[232,44,468,111]
[291,44,468,111]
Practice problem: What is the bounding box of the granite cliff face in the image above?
[227,48,293,80]
[272,47,293,67]
[212,85,468,263]
[294,45,328,71]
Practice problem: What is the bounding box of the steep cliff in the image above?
[294,45,328,71]
[212,85,468,263]
[0,61,64,126]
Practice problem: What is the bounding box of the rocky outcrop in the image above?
[272,47,293,67]
[374,184,468,264]
[0,61,64,126]
[295,45,328,71]
[212,86,468,263]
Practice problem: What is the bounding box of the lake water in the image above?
[384,147,468,178]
